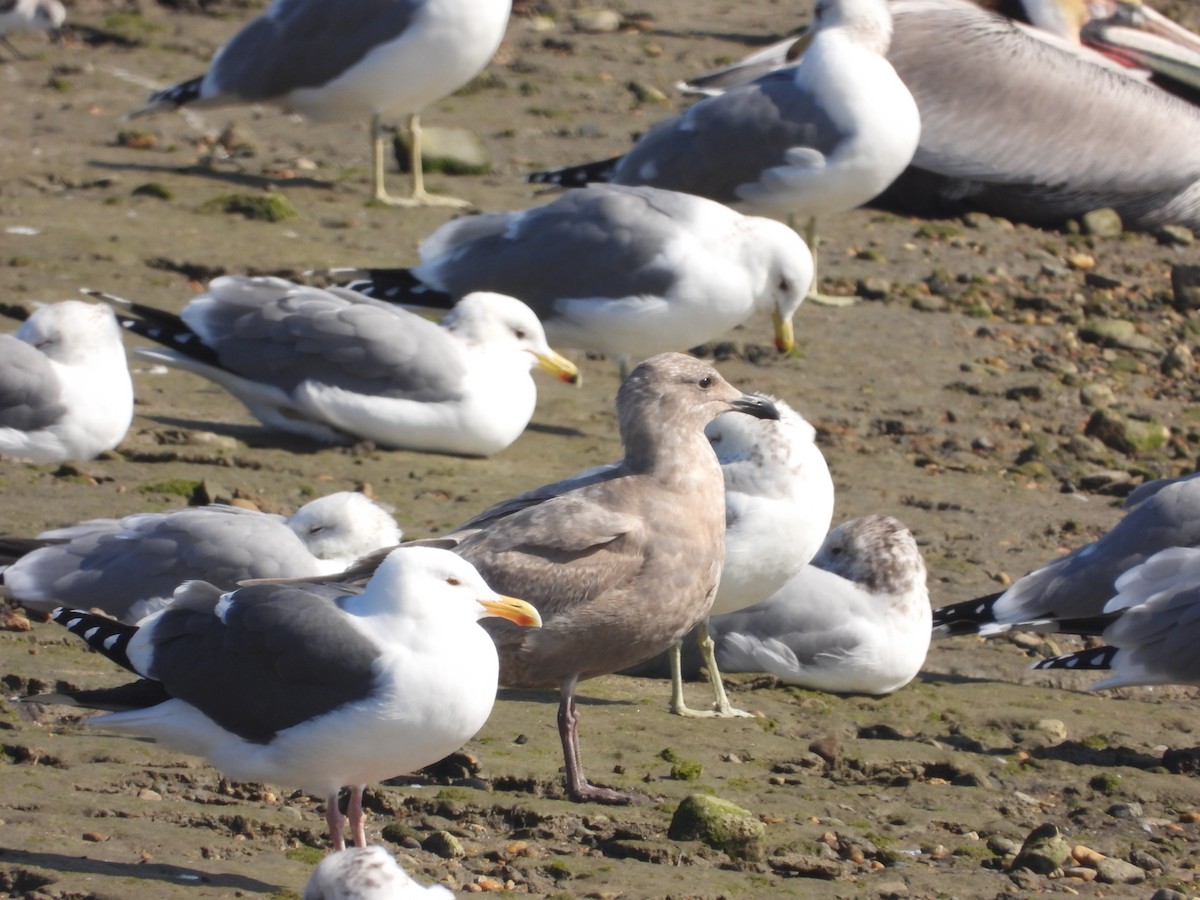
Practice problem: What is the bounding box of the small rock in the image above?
[1077,318,1163,355]
[1,606,31,632]
[1081,208,1123,237]
[1085,410,1168,455]
[857,277,891,300]
[422,830,466,859]
[571,8,622,33]
[808,735,841,766]
[137,788,163,802]
[1155,224,1194,246]
[626,81,668,104]
[1162,343,1194,376]
[1170,264,1200,310]
[668,793,766,861]
[1095,857,1146,884]
[82,832,110,842]
[1079,383,1116,408]
[1011,822,1071,874]
[987,835,1020,856]
[1149,890,1189,900]
[1106,801,1143,819]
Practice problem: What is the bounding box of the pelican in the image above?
[679,0,1200,231]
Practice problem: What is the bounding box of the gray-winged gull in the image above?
[329,184,813,373]
[933,471,1200,638]
[89,277,578,455]
[125,0,511,207]
[1034,546,1200,688]
[3,491,402,623]
[678,515,930,695]
[528,0,920,301]
[30,546,541,849]
[0,0,64,58]
[305,846,453,899]
[347,353,780,803]
[0,300,133,464]
[670,394,833,716]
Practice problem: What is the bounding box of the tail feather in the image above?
[82,289,221,367]
[327,268,456,309]
[1033,645,1119,672]
[126,76,204,119]
[526,156,622,188]
[931,591,1004,637]
[51,607,139,675]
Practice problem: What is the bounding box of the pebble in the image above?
[1171,264,1200,309]
[1095,857,1146,884]
[571,9,622,33]
[1081,208,1123,237]
[1156,224,1194,246]
[424,830,466,859]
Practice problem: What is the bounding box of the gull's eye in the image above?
[698,376,713,390]
[514,328,527,340]
[446,576,461,586]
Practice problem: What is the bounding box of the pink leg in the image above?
[347,785,368,848]
[325,791,346,851]
[558,676,637,805]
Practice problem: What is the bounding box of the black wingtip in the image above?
[525,156,622,187]
[1033,645,1119,672]
[52,607,139,675]
[338,269,456,309]
[931,591,1004,637]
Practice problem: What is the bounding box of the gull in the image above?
[697,515,930,695]
[124,0,512,207]
[304,846,453,899]
[932,472,1200,638]
[30,546,542,850]
[680,0,1200,231]
[88,277,578,456]
[0,0,65,59]
[345,353,780,803]
[328,184,813,374]
[1033,546,1200,688]
[2,491,402,623]
[670,395,833,716]
[527,0,920,302]
[0,300,133,464]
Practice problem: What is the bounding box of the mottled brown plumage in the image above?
[428,353,779,802]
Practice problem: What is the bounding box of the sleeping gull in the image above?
[29,546,541,849]
[125,0,511,207]
[328,184,813,373]
[0,0,64,58]
[670,395,833,716]
[2,491,402,623]
[0,300,133,464]
[1033,546,1200,688]
[304,846,453,899]
[933,472,1200,637]
[88,277,578,455]
[663,515,931,695]
[527,0,920,301]
[347,353,780,802]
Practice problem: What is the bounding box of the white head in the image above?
[16,300,126,367]
[812,515,926,599]
[810,0,895,53]
[304,845,453,900]
[7,0,66,34]
[744,218,814,354]
[358,545,541,630]
[440,292,578,383]
[286,492,403,564]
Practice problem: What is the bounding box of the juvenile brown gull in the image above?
[29,546,541,849]
[2,491,402,623]
[88,277,577,455]
[348,353,779,802]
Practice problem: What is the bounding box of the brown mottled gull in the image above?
[346,353,779,803]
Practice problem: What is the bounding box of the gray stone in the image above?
[1081,208,1123,237]
[1095,857,1146,884]
[1156,224,1194,246]
[1171,264,1200,310]
[571,8,622,33]
[1077,318,1163,355]
[1162,343,1194,376]
[668,793,766,861]
[1079,383,1116,408]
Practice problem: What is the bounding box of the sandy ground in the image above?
[4,0,1200,896]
